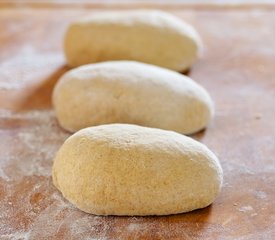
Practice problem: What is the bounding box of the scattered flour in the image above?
[0,230,30,240]
[237,205,260,219]
[126,223,141,232]
[0,109,69,181]
[0,45,63,90]
[238,205,254,212]
[0,109,115,239]
[253,190,267,200]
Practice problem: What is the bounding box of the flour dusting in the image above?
[253,190,267,200]
[0,109,119,239]
[0,45,63,90]
[238,205,253,213]
[0,109,69,181]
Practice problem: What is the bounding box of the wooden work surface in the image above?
[0,2,275,239]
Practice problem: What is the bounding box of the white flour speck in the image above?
[238,205,254,212]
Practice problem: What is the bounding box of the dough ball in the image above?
[53,61,214,134]
[52,124,223,216]
[64,10,202,72]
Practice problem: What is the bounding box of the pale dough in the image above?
[64,10,202,72]
[53,61,214,134]
[52,124,223,216]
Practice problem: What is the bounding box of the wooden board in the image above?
[0,2,275,239]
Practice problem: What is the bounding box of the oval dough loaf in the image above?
[64,10,202,71]
[53,61,214,134]
[52,124,223,216]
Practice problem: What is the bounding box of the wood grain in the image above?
[0,2,275,239]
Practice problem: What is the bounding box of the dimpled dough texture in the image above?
[52,124,223,216]
[53,61,214,134]
[64,10,202,71]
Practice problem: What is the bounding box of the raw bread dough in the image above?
[53,61,214,134]
[64,10,202,72]
[52,124,223,216]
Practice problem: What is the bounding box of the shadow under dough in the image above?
[16,65,69,111]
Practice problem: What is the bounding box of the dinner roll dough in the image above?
[52,124,223,216]
[64,10,202,71]
[53,61,214,134]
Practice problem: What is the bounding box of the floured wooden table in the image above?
[0,2,275,239]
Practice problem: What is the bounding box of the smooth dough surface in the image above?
[52,124,223,216]
[64,10,202,71]
[53,61,214,134]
